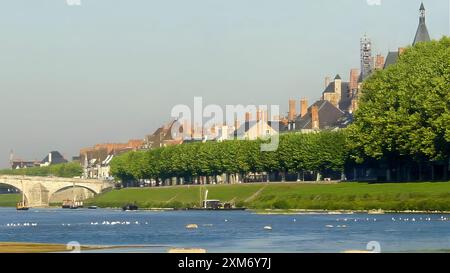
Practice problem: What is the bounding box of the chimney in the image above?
[256,109,262,122]
[334,75,342,95]
[373,54,385,70]
[349,69,360,91]
[325,76,331,88]
[245,112,252,122]
[288,99,297,121]
[300,98,308,118]
[311,105,319,130]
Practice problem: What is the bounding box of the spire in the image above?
[419,2,425,22]
[420,2,425,11]
[413,3,430,45]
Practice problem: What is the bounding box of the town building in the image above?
[40,151,68,167]
[294,100,352,132]
[384,3,431,69]
[9,150,68,169]
[80,139,144,179]
[143,120,183,149]
[11,160,40,170]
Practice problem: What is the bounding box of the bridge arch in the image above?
[0,175,113,207]
[48,184,98,203]
[0,182,29,204]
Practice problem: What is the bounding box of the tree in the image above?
[348,37,450,180]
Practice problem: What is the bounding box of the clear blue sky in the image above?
[0,0,449,168]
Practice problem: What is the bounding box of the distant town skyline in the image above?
[0,0,449,168]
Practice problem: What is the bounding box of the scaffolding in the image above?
[360,34,373,80]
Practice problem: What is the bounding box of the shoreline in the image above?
[0,242,174,253]
[2,206,450,215]
[251,209,450,215]
[0,242,116,253]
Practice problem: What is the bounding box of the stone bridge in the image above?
[0,175,114,207]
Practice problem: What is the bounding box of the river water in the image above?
[0,208,449,253]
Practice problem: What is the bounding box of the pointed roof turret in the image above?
[334,74,342,80]
[413,2,431,45]
[420,2,425,11]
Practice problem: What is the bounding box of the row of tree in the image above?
[110,131,348,185]
[0,162,82,178]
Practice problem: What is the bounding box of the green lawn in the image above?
[0,194,20,207]
[85,182,450,211]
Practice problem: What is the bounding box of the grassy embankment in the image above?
[2,182,450,211]
[82,182,450,211]
[0,194,19,207]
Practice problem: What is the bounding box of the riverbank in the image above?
[81,181,450,211]
[0,242,116,253]
[0,194,19,207]
[2,181,450,211]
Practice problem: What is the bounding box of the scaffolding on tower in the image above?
[360,34,373,80]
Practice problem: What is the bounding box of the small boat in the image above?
[16,201,29,211]
[88,206,98,209]
[187,189,246,211]
[263,226,272,230]
[62,182,83,209]
[62,200,83,209]
[122,203,138,211]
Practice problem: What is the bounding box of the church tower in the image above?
[413,3,431,45]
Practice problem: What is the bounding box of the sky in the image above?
[0,0,449,168]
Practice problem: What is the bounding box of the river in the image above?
[0,208,449,253]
